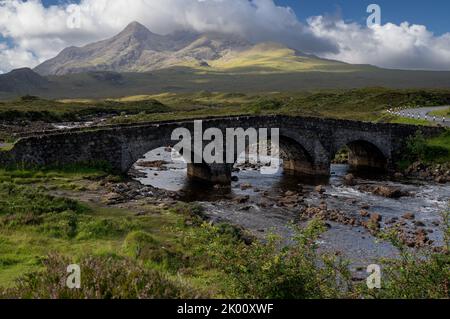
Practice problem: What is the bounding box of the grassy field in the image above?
[2,88,450,125]
[427,130,450,163]
[206,43,357,73]
[430,107,450,117]
[0,95,169,122]
[5,66,450,101]
[102,88,450,124]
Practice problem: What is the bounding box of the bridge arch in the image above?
[332,139,389,171]
[278,135,316,176]
[230,133,326,179]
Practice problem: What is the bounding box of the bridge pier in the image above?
[187,160,331,185]
[283,159,330,177]
[187,163,233,185]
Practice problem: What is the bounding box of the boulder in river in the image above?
[315,185,326,194]
[370,213,382,222]
[360,185,408,199]
[344,174,356,186]
[360,210,370,217]
[234,195,250,204]
[402,212,416,220]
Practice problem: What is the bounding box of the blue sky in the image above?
[278,0,450,35]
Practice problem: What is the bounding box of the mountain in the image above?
[4,21,450,100]
[35,21,357,76]
[0,68,49,94]
[34,21,254,75]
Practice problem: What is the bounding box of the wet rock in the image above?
[300,206,363,228]
[373,186,408,198]
[128,168,147,178]
[344,174,356,186]
[285,191,296,197]
[405,161,450,182]
[137,160,169,170]
[435,176,447,184]
[258,199,271,208]
[315,185,326,194]
[402,212,415,220]
[234,195,250,204]
[240,183,253,190]
[394,172,404,179]
[278,191,303,207]
[386,217,398,225]
[361,204,370,210]
[370,213,382,223]
[414,221,426,227]
[415,229,430,247]
[231,176,239,182]
[360,185,408,199]
[360,210,370,217]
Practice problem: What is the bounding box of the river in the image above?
[133,147,450,272]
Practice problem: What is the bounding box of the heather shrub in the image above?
[0,254,203,299]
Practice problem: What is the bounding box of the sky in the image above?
[278,0,450,35]
[1,0,450,73]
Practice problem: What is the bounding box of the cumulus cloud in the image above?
[307,16,450,70]
[0,0,450,72]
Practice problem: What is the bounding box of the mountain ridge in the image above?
[34,21,359,76]
[34,21,257,75]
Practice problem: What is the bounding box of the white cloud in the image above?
[0,42,40,73]
[307,16,450,70]
[0,0,450,72]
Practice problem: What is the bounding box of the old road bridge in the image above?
[0,115,444,184]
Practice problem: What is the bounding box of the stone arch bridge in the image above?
[0,115,444,184]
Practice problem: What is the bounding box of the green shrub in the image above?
[0,184,88,219]
[404,131,450,164]
[248,98,284,114]
[363,211,450,299]
[38,211,79,239]
[76,218,136,240]
[122,231,182,271]
[0,254,203,299]
[186,219,353,299]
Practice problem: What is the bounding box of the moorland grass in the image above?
[430,107,450,117]
[0,96,169,122]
